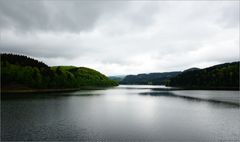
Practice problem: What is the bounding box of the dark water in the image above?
[1,85,240,141]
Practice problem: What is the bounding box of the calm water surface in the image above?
[2,85,240,141]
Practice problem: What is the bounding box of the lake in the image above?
[1,85,240,141]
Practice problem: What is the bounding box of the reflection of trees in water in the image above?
[139,91,239,107]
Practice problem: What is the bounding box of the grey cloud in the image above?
[0,1,239,75]
[0,0,127,32]
[0,1,50,31]
[0,44,78,59]
[217,2,239,28]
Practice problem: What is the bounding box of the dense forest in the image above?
[1,53,118,91]
[167,62,239,89]
[120,72,181,85]
[118,62,239,89]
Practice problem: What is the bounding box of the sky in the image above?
[0,0,239,76]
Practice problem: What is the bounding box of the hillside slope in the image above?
[120,72,181,85]
[168,62,239,89]
[1,53,117,91]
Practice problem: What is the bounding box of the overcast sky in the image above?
[0,0,239,75]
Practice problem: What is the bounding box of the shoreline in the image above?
[1,85,239,94]
[1,86,116,94]
[119,84,240,91]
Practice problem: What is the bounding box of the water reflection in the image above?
[139,91,239,107]
[2,85,240,141]
[1,90,104,100]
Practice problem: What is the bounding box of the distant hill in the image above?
[1,53,118,91]
[183,67,200,72]
[120,72,181,85]
[108,75,126,82]
[168,62,239,89]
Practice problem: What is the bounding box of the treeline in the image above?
[1,53,48,68]
[1,53,118,90]
[118,61,239,89]
[167,62,239,89]
[120,72,181,85]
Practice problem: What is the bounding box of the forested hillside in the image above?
[120,72,181,85]
[1,53,118,91]
[168,62,239,89]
